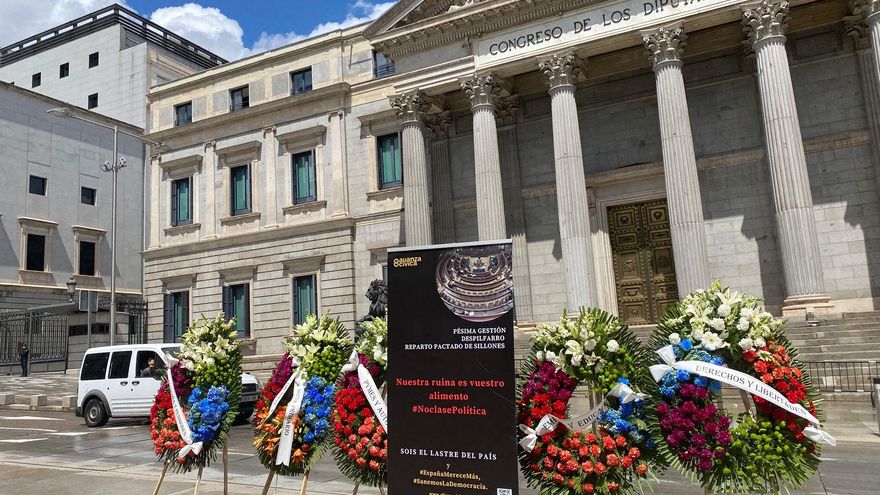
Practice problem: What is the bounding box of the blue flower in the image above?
[676,369,690,382]
[680,339,693,352]
[709,380,722,394]
[620,402,634,417]
[617,377,630,385]
[660,385,676,397]
[188,388,203,405]
[710,356,725,366]
[694,376,708,388]
[646,438,655,449]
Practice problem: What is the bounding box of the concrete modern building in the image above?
[144,0,880,357]
[0,3,226,129]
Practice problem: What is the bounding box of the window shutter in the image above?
[171,182,179,226]
[243,284,250,338]
[222,285,233,321]
[187,178,194,223]
[163,294,174,343]
[293,278,300,325]
[310,275,318,315]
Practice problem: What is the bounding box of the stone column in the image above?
[148,154,161,248]
[743,0,832,314]
[538,53,598,310]
[390,91,433,246]
[642,23,711,296]
[461,74,508,240]
[202,141,217,239]
[425,113,456,243]
[262,126,279,227]
[847,4,880,193]
[496,97,534,321]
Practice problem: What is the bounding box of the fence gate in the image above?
[98,296,148,345]
[0,310,69,369]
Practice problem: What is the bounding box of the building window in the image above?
[292,151,316,204]
[230,165,251,215]
[81,186,96,205]
[171,177,193,226]
[78,241,96,276]
[89,52,99,68]
[163,291,189,343]
[174,102,192,126]
[377,133,402,189]
[222,283,250,338]
[59,63,69,78]
[31,73,41,88]
[373,51,395,79]
[230,86,249,111]
[29,175,47,195]
[87,93,98,109]
[291,68,312,94]
[25,234,46,271]
[292,275,317,325]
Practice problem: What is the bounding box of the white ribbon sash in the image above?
[519,398,608,452]
[166,367,203,458]
[650,345,836,445]
[275,372,306,466]
[266,357,301,421]
[341,350,359,374]
[357,364,388,432]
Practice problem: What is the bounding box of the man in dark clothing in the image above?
[18,343,29,377]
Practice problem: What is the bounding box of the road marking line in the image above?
[0,416,64,421]
[49,432,89,436]
[0,438,48,443]
[0,426,56,433]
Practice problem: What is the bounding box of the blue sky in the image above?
[0,0,396,61]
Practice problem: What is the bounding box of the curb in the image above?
[0,403,72,412]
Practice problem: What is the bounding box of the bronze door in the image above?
[608,199,679,325]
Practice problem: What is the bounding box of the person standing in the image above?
[18,342,29,377]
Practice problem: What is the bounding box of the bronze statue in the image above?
[355,279,387,340]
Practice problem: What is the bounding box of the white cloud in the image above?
[0,1,394,62]
[0,0,130,47]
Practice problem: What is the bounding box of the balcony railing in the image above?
[374,63,396,79]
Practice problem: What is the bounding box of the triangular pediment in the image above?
[364,0,492,39]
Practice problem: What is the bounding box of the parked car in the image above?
[76,343,260,427]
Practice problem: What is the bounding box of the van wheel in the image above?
[84,398,108,427]
[236,408,253,424]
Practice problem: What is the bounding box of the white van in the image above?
[76,343,260,427]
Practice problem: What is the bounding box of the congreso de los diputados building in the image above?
[143,0,880,355]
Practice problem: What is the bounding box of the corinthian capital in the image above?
[461,74,505,110]
[852,0,880,23]
[424,112,451,140]
[742,0,789,47]
[538,53,583,90]
[642,22,687,68]
[390,90,432,124]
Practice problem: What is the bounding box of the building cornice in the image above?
[146,83,350,143]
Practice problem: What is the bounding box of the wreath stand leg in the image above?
[193,466,204,495]
[298,469,310,495]
[261,470,276,495]
[378,486,387,495]
[223,440,229,495]
[151,459,171,495]
[351,484,359,495]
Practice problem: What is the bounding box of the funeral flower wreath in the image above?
[517,308,660,495]
[332,316,389,488]
[253,312,353,476]
[647,282,835,493]
[150,313,242,472]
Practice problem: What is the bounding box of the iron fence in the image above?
[802,361,879,393]
[0,310,68,367]
[98,295,148,345]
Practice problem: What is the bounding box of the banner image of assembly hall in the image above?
[435,245,514,322]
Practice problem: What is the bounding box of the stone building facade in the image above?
[145,0,880,355]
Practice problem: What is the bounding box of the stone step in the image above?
[794,342,880,355]
[799,350,880,361]
[784,321,880,332]
[788,334,880,347]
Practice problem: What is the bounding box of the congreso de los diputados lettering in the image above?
[141,0,880,356]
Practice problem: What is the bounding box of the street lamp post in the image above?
[47,107,169,346]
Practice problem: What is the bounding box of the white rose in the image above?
[737,318,750,331]
[738,337,754,350]
[584,339,597,351]
[669,333,681,345]
[710,318,726,332]
[740,307,754,320]
[717,304,731,317]
[536,350,545,361]
[693,328,704,341]
[606,339,620,353]
[754,337,766,348]
[545,350,557,363]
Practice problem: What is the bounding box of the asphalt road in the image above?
[0,409,877,494]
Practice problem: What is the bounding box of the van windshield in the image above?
[160,346,181,358]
